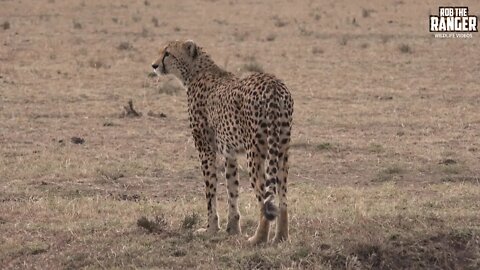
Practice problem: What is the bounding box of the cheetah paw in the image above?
[247,235,268,245]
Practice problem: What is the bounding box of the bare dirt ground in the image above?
[1,0,480,269]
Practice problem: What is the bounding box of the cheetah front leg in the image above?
[225,156,241,235]
[196,150,220,235]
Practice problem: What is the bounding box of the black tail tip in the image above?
[263,198,279,221]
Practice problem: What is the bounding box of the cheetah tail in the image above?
[263,194,279,221]
[263,88,280,221]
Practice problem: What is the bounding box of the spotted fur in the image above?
[152,40,294,244]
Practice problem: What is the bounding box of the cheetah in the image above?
[151,40,293,244]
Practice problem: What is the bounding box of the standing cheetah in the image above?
[151,40,293,244]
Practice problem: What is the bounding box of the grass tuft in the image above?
[375,164,404,182]
[272,15,288,27]
[233,30,249,42]
[96,166,125,181]
[362,8,375,18]
[73,20,82,29]
[241,57,264,73]
[88,59,106,69]
[240,252,278,269]
[399,44,412,54]
[158,78,183,95]
[312,46,324,54]
[137,215,168,234]
[151,17,159,27]
[182,212,200,229]
[118,41,133,50]
[265,33,276,42]
[317,142,334,151]
[368,143,384,153]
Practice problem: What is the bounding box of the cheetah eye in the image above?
[164,51,170,57]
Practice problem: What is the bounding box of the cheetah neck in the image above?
[184,52,230,85]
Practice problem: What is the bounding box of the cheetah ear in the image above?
[184,40,198,59]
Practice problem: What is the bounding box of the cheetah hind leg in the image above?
[273,134,291,243]
[247,208,270,245]
[246,148,272,245]
[248,182,279,245]
[247,194,278,245]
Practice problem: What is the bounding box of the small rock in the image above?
[376,95,393,100]
[71,137,85,144]
[439,159,456,165]
[73,21,82,29]
[2,21,10,30]
[147,111,167,118]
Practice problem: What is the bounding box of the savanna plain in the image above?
[1,0,480,269]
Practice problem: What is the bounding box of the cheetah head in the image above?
[151,40,200,84]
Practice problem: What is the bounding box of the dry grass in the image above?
[118,41,134,51]
[241,57,264,73]
[1,0,480,268]
[1,183,479,269]
[339,35,349,46]
[375,164,405,182]
[272,15,288,27]
[312,46,324,54]
[266,33,277,42]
